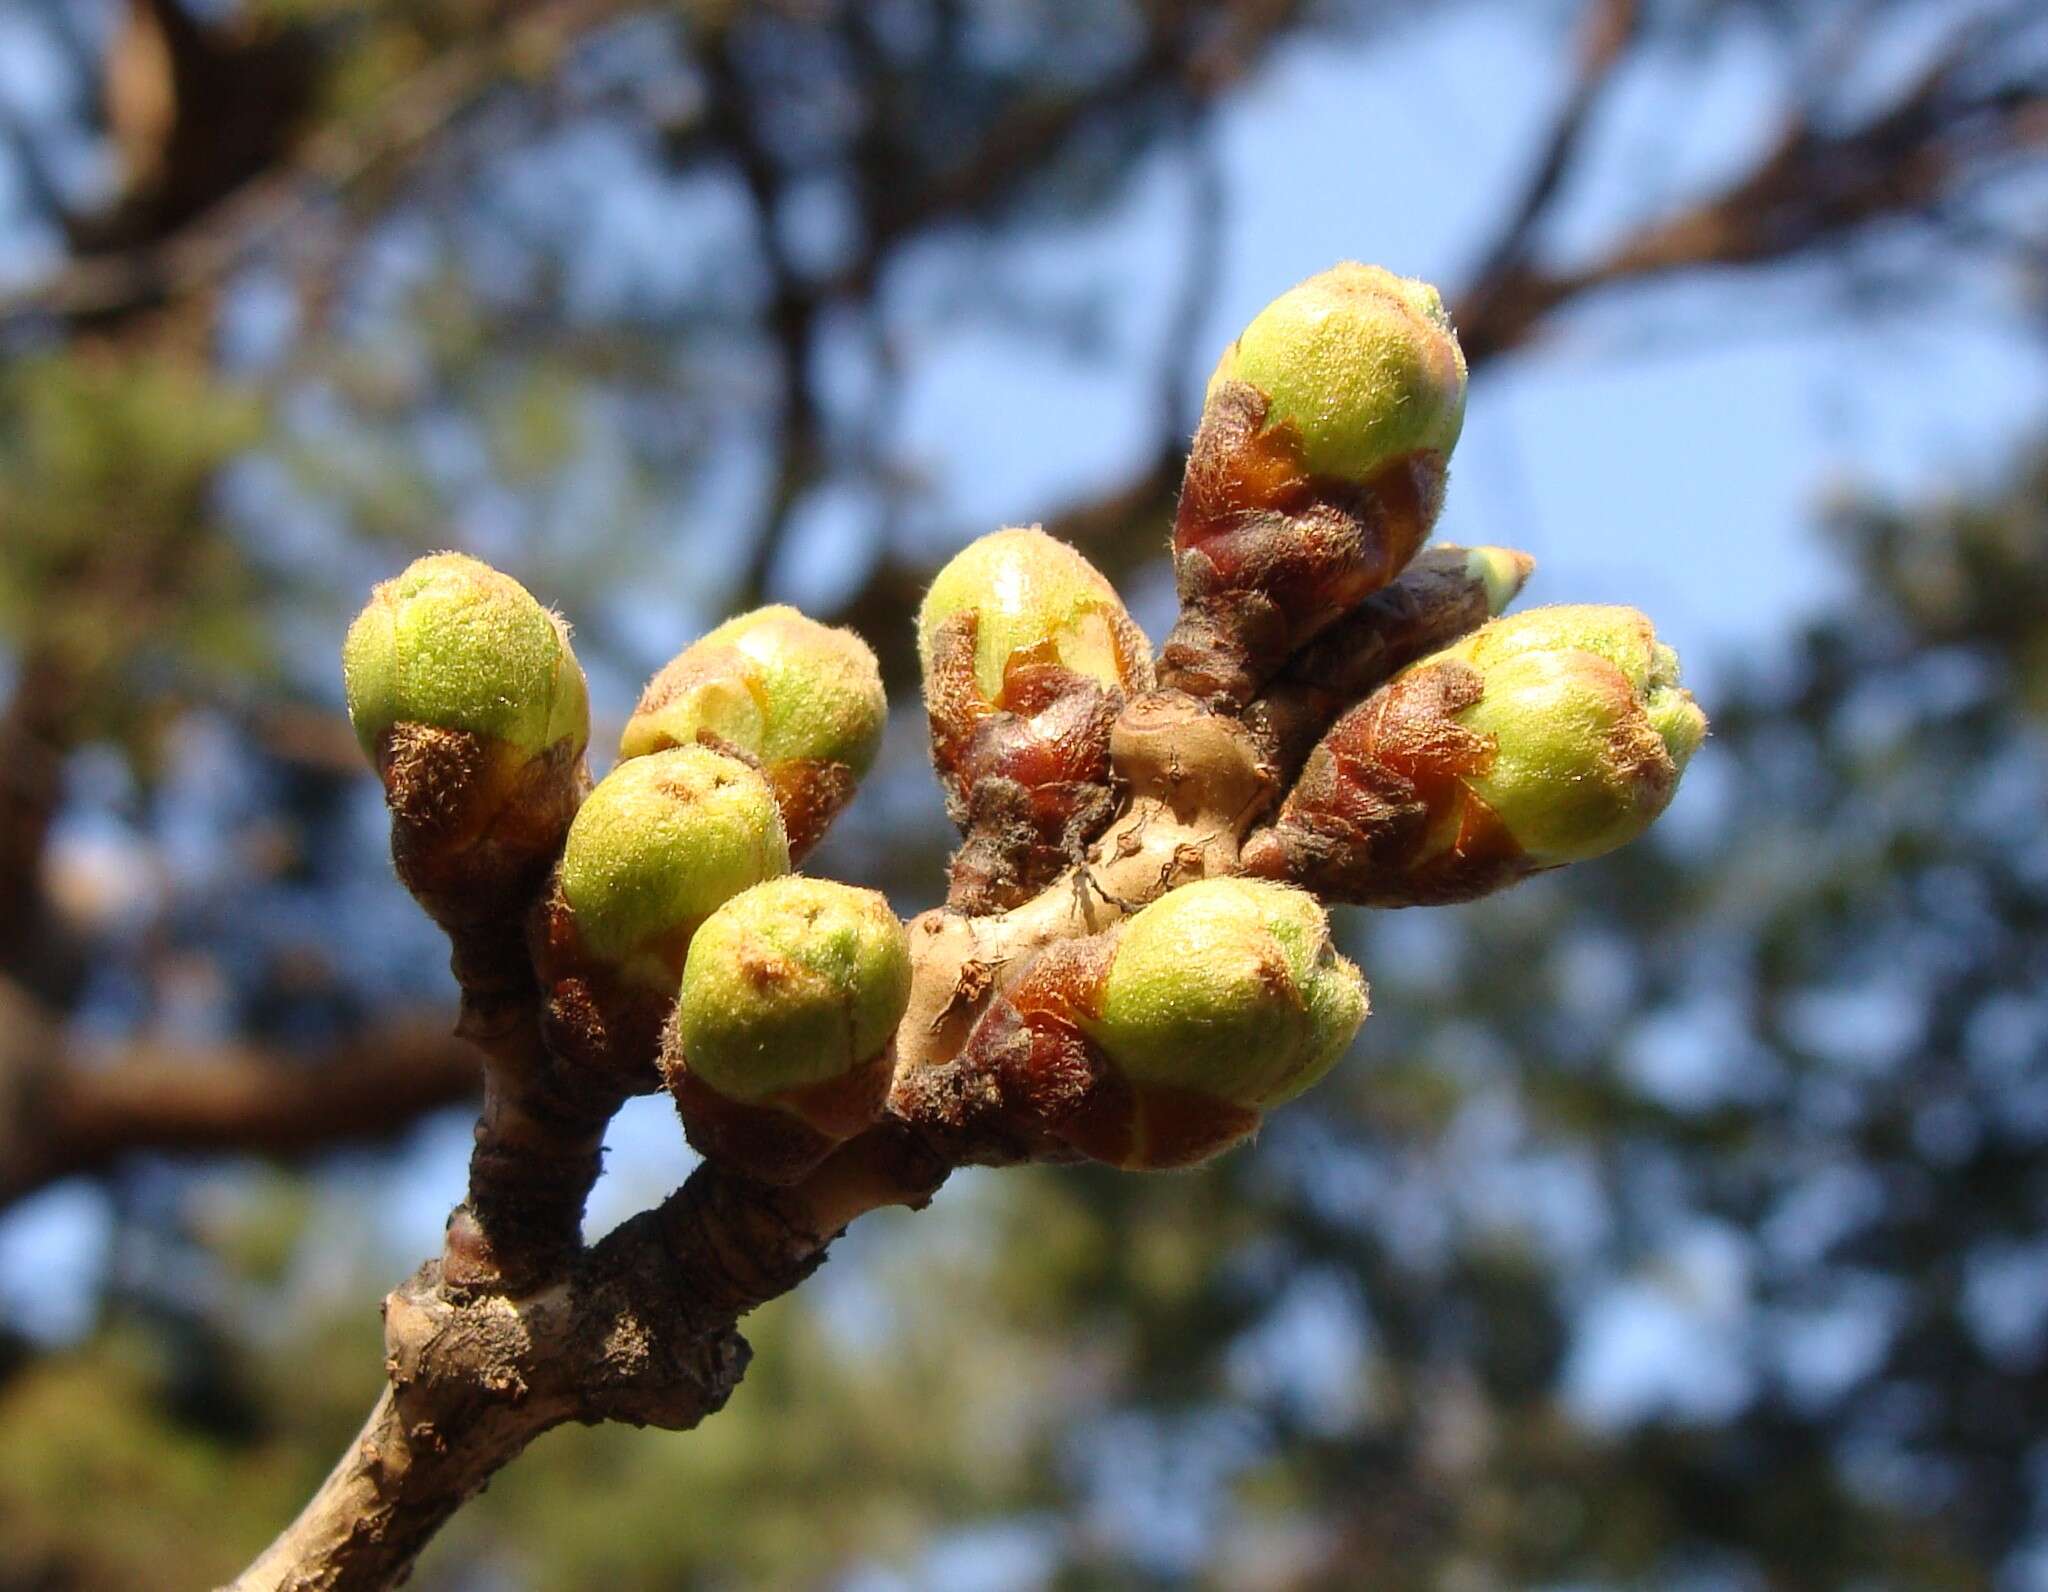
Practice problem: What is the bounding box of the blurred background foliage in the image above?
[0,1,2044,1587]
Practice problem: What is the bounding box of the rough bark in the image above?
[227,1134,947,1592]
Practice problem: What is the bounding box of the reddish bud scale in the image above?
[1159,381,1444,709]
[661,1044,895,1187]
[935,935,1261,1170]
[926,611,1137,914]
[1247,545,1533,777]
[378,724,588,933]
[1241,659,1532,905]
[758,756,858,862]
[527,879,673,1098]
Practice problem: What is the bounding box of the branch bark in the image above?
[226,1132,948,1591]
[0,0,635,331]
[0,651,83,1003]
[1457,0,1640,321]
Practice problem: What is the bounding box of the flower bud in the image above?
[918,527,1151,704]
[556,747,789,986]
[918,528,1154,913]
[665,877,911,1182]
[1162,264,1469,708]
[1242,604,1706,905]
[1085,878,1366,1125]
[532,747,791,1093]
[959,879,1367,1169]
[341,552,590,928]
[1450,605,1706,861]
[343,552,588,762]
[621,606,885,860]
[1209,264,1467,486]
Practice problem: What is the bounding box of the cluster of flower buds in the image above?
[343,552,590,933]
[525,606,888,1103]
[339,258,1710,1288]
[951,879,1367,1168]
[918,527,1154,913]
[1162,263,1469,708]
[1242,604,1706,905]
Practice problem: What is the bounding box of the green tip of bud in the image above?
[918,527,1151,705]
[1441,604,1706,865]
[1086,878,1367,1112]
[342,552,588,761]
[1448,603,1675,692]
[676,877,912,1103]
[559,747,790,984]
[1208,262,1467,485]
[1647,685,1709,771]
[1464,546,1535,616]
[621,605,885,775]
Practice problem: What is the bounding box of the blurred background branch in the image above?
[0,982,474,1210]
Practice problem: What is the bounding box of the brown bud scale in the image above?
[380,724,588,932]
[1247,544,1532,778]
[1160,382,1444,709]
[527,878,674,1097]
[926,610,1147,914]
[905,932,1262,1170]
[663,1046,895,1187]
[1241,659,1535,905]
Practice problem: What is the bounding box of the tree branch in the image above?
[1452,14,2046,362]
[0,651,83,1003]
[0,983,480,1211]
[225,1131,947,1591]
[729,0,1306,604]
[1458,0,1640,311]
[234,656,1297,1588]
[0,0,634,332]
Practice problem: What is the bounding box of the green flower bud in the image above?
[674,877,911,1106]
[1244,602,1706,904]
[342,552,588,761]
[1085,878,1367,1112]
[622,605,884,776]
[1207,262,1467,486]
[1442,601,1674,695]
[918,527,1152,708]
[1441,605,1706,865]
[558,747,790,988]
[621,606,883,861]
[1163,265,1468,707]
